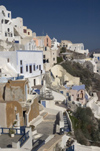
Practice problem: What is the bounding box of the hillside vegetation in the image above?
[69,107,100,146]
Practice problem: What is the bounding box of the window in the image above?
[26,65,28,72]
[16,113,19,120]
[11,33,13,37]
[20,67,23,73]
[8,13,10,18]
[7,28,10,32]
[7,58,9,62]
[47,59,49,63]
[47,38,48,43]
[5,20,9,24]
[23,29,27,33]
[39,65,41,70]
[53,58,55,61]
[28,32,30,35]
[33,65,35,71]
[66,93,69,96]
[34,79,36,86]
[20,60,22,65]
[37,65,38,69]
[1,19,3,24]
[43,59,45,63]
[5,32,7,37]
[43,55,45,58]
[29,65,32,73]
[45,47,47,51]
[2,10,5,16]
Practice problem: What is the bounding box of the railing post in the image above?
[16,129,17,135]
[1,128,3,134]
[0,127,1,135]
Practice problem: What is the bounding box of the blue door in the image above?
[34,89,40,94]
[42,101,46,107]
[66,145,74,151]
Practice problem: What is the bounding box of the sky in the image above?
[0,0,100,50]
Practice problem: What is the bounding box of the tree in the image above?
[60,47,66,53]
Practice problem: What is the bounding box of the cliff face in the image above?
[65,49,87,59]
[61,60,100,92]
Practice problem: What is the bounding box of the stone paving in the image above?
[36,121,55,135]
[44,114,56,121]
[36,114,57,135]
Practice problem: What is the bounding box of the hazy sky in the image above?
[1,0,100,50]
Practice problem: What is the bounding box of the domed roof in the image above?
[0,5,7,11]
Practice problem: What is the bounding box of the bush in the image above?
[75,129,87,145]
[30,125,35,131]
[71,107,100,145]
[9,128,15,135]
[57,57,63,64]
[13,121,17,126]
[60,47,66,53]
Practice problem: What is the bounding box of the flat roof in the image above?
[32,85,43,90]
[0,134,22,148]
[16,50,43,53]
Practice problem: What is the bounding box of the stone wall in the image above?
[29,97,39,123]
[6,101,23,127]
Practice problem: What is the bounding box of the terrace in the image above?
[0,127,30,148]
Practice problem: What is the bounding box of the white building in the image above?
[51,38,60,50]
[25,39,37,50]
[0,50,45,88]
[93,53,100,61]
[61,40,72,48]
[61,40,89,56]
[0,5,14,42]
[0,5,36,51]
[12,17,25,43]
[43,47,57,71]
[67,43,89,55]
[92,53,100,73]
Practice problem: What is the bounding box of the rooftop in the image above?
[0,134,22,148]
[32,85,43,90]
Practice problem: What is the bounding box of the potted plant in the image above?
[30,125,35,131]
[9,128,15,137]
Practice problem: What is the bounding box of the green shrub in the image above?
[13,121,17,126]
[60,47,66,53]
[30,125,35,131]
[9,128,15,135]
[57,57,63,64]
[70,107,100,145]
